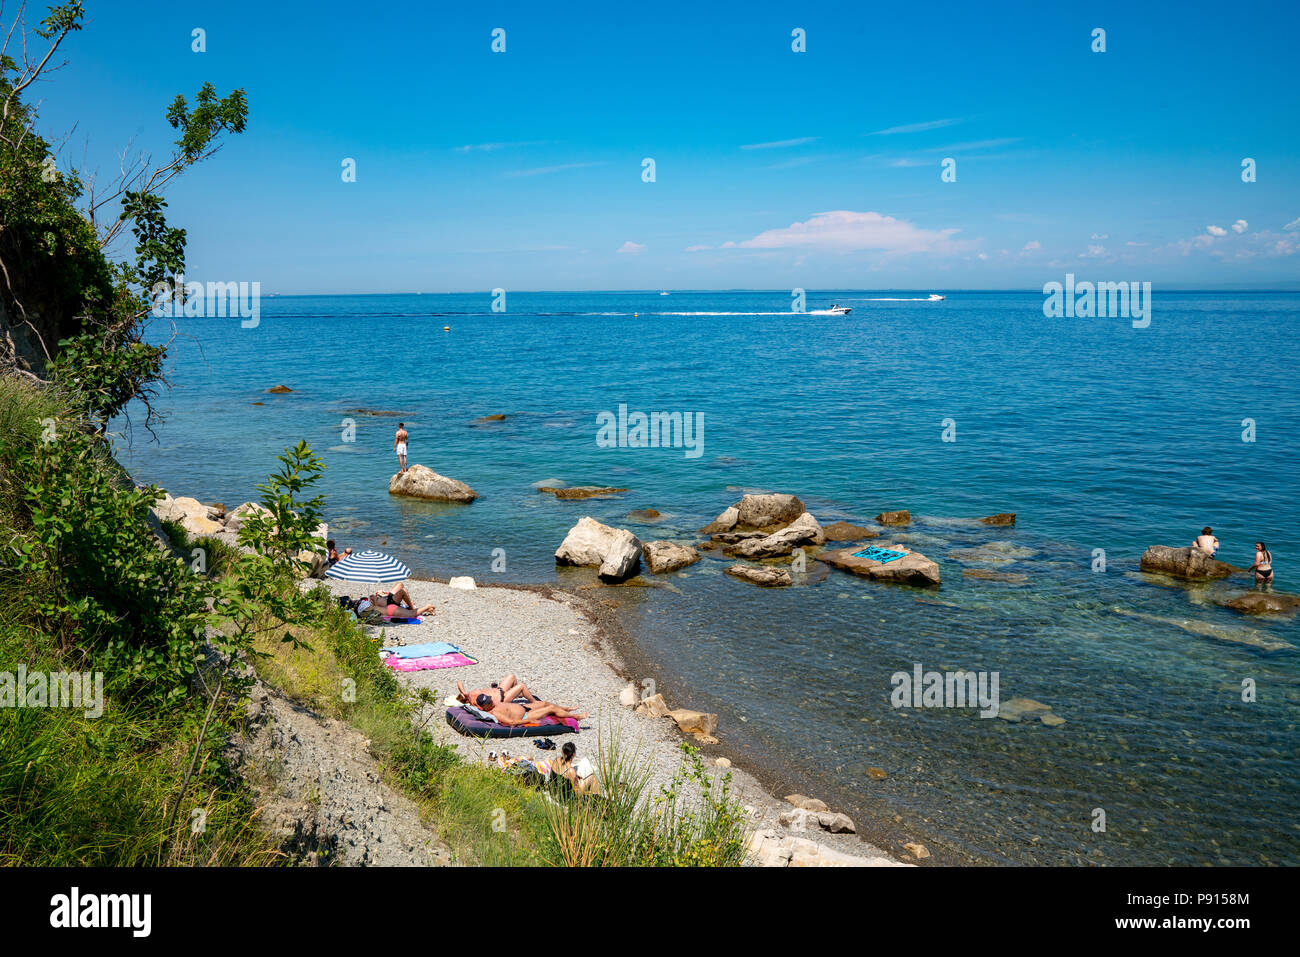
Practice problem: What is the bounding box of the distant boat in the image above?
[928,294,944,301]
[659,290,670,296]
[810,304,852,315]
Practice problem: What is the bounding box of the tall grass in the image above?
[0,373,277,865]
[544,725,749,867]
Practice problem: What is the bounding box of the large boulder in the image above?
[224,501,272,534]
[669,709,718,737]
[1139,545,1236,580]
[153,494,208,525]
[700,505,740,535]
[1220,592,1300,616]
[555,516,642,581]
[820,545,940,587]
[726,512,825,559]
[643,541,700,574]
[700,494,806,533]
[181,513,224,538]
[725,564,793,587]
[735,493,806,530]
[389,464,479,503]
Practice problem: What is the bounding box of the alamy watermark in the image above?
[595,403,703,459]
[890,662,1000,718]
[1043,274,1151,328]
[1,667,104,718]
[149,273,261,328]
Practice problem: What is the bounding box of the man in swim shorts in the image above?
[394,422,409,473]
[474,693,587,727]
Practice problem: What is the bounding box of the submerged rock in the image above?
[979,513,1017,526]
[538,486,628,500]
[823,521,880,542]
[962,568,1029,584]
[948,542,1038,565]
[996,698,1056,723]
[555,516,642,581]
[725,564,793,587]
[820,545,940,588]
[1140,545,1238,580]
[389,465,479,503]
[875,510,910,526]
[627,508,662,522]
[642,541,700,574]
[1220,592,1300,616]
[1112,606,1294,653]
[473,413,507,423]
[266,384,293,393]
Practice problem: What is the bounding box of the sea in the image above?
[113,290,1300,865]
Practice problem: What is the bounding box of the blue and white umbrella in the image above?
[325,549,410,584]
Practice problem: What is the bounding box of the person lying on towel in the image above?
[456,675,541,707]
[368,583,436,619]
[473,693,587,726]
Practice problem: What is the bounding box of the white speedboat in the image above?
[928,294,944,301]
[659,290,670,296]
[810,304,852,315]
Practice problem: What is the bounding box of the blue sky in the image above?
[32,0,1300,291]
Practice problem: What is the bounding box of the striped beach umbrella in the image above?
[325,549,410,584]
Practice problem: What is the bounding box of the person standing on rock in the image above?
[394,422,409,473]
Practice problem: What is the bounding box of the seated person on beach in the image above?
[456,674,540,706]
[1193,527,1219,557]
[551,740,600,795]
[369,583,435,619]
[473,693,587,727]
[326,540,352,565]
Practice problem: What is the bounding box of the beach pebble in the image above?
[618,684,639,708]
[903,842,931,860]
[715,757,732,768]
[448,576,476,590]
[866,767,888,780]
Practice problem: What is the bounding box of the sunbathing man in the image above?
[456,674,540,706]
[474,693,587,727]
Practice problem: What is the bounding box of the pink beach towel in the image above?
[384,651,478,672]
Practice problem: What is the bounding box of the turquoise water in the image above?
[115,291,1300,865]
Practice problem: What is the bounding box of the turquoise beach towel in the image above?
[382,641,461,659]
[851,546,908,563]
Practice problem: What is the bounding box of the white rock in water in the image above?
[448,576,476,590]
[555,516,642,582]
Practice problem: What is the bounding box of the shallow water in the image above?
[115,290,1300,865]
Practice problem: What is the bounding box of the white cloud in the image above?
[684,244,712,252]
[1080,244,1108,259]
[733,210,960,254]
[740,136,818,150]
[1285,217,1300,232]
[866,118,962,136]
[504,162,603,178]
[1206,225,1228,236]
[1022,240,1041,251]
[1091,233,1109,240]
[456,141,545,152]
[1231,219,1248,234]
[616,241,646,255]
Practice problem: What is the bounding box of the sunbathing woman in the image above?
[474,693,587,727]
[369,586,436,619]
